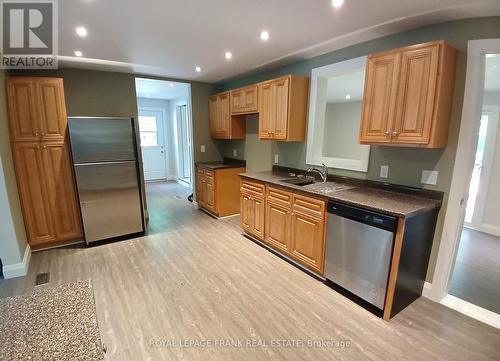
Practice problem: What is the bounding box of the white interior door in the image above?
[138,110,167,181]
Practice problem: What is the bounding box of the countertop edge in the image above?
[239,173,440,219]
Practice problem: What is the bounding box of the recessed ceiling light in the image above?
[345,94,351,100]
[74,50,83,57]
[76,26,88,37]
[331,0,344,8]
[225,52,233,60]
[195,66,201,72]
[260,31,270,41]
[169,83,175,87]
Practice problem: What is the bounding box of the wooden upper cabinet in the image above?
[258,75,309,141]
[230,84,258,114]
[209,91,245,139]
[6,78,40,142]
[359,53,400,144]
[36,78,68,141]
[360,41,457,148]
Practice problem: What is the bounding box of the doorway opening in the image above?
[135,78,195,231]
[432,40,500,329]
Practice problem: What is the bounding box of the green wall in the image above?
[216,16,500,281]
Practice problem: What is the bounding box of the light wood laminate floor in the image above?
[1,182,499,360]
[450,227,500,314]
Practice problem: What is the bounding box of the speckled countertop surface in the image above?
[240,171,440,218]
[0,280,104,361]
[196,158,246,170]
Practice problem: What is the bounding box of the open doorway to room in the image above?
[433,41,500,329]
[135,78,195,233]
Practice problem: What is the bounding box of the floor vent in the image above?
[35,272,50,286]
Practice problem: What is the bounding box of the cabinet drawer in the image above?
[292,194,325,220]
[196,168,205,176]
[266,186,292,209]
[241,180,265,197]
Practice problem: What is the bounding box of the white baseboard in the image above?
[3,244,31,279]
[422,281,433,299]
[476,224,500,238]
[441,294,500,329]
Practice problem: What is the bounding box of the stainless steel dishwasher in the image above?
[324,201,397,310]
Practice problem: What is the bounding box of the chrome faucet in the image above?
[307,163,328,182]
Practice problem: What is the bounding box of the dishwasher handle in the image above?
[328,201,398,232]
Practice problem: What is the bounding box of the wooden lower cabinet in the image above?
[241,181,326,275]
[197,166,245,217]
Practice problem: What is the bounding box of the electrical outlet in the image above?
[233,149,237,157]
[274,154,279,164]
[421,170,438,185]
[380,165,389,178]
[200,145,205,153]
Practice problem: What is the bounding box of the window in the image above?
[138,116,158,147]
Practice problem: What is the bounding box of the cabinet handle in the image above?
[392,131,398,137]
[35,131,39,136]
[384,131,390,136]
[36,145,40,149]
[42,145,47,149]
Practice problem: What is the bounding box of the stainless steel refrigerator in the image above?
[68,117,145,244]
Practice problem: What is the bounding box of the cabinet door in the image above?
[289,211,325,274]
[12,142,57,245]
[265,202,290,253]
[359,53,400,143]
[6,78,40,142]
[209,96,218,136]
[216,93,231,138]
[251,197,265,240]
[230,89,244,114]
[43,142,82,241]
[273,77,289,140]
[240,193,253,233]
[258,81,275,139]
[205,178,215,211]
[36,78,67,142]
[392,44,440,144]
[244,85,258,112]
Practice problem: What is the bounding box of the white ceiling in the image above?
[135,78,189,100]
[58,0,500,83]
[485,54,500,92]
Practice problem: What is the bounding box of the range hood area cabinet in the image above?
[209,75,309,142]
[209,91,245,139]
[6,77,83,249]
[359,41,457,148]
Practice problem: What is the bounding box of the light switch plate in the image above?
[421,170,438,185]
[274,154,279,164]
[233,149,237,157]
[380,165,389,178]
[200,145,206,153]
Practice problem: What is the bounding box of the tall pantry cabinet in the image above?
[6,77,83,249]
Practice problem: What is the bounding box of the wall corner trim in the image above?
[3,245,31,279]
[422,281,433,299]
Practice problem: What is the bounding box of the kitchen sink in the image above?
[280,178,315,186]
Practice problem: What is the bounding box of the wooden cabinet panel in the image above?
[13,142,57,245]
[289,211,325,274]
[44,142,82,241]
[243,85,258,112]
[230,89,243,113]
[360,41,457,148]
[273,77,289,140]
[210,91,245,139]
[240,193,253,233]
[393,44,439,144]
[360,53,400,143]
[258,81,274,139]
[205,180,215,211]
[209,95,217,136]
[265,202,290,253]
[252,197,265,240]
[36,79,67,141]
[6,78,40,142]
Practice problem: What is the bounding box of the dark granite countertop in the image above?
[196,158,246,170]
[239,170,441,218]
